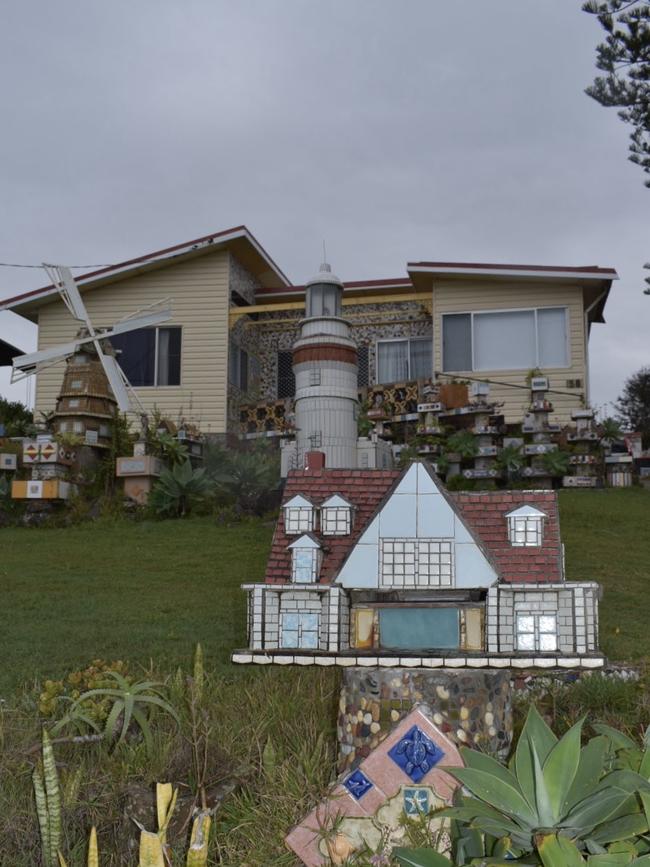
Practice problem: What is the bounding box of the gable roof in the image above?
[0,226,291,320]
[265,463,564,586]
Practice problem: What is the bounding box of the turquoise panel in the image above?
[379,607,459,650]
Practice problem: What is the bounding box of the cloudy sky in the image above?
[0,1,647,413]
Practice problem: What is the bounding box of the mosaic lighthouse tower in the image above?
[292,262,360,468]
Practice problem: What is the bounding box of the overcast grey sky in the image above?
[0,1,647,413]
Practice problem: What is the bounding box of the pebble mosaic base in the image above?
[337,667,512,771]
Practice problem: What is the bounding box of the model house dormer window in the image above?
[506,505,546,547]
[283,495,315,535]
[288,535,322,584]
[321,494,354,536]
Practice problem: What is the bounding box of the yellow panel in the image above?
[352,608,375,649]
[464,608,484,651]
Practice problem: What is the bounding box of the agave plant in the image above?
[149,460,213,517]
[51,671,180,754]
[444,706,650,856]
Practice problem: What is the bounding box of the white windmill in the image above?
[11,264,172,416]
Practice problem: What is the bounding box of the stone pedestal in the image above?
[337,667,512,771]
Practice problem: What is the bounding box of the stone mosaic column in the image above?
[337,667,513,771]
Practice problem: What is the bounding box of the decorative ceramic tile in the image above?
[343,769,373,800]
[403,787,431,815]
[387,725,444,783]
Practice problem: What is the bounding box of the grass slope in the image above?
[0,488,648,695]
[0,516,273,695]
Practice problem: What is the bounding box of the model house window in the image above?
[516,614,557,652]
[110,326,181,387]
[380,539,453,588]
[376,337,432,384]
[228,340,249,391]
[283,496,315,534]
[277,350,296,398]
[281,612,319,649]
[288,534,322,583]
[442,308,568,372]
[506,506,546,546]
[379,607,460,650]
[322,507,351,535]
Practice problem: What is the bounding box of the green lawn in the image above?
[0,516,273,695]
[0,487,648,696]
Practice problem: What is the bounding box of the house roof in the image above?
[0,225,291,320]
[265,464,563,586]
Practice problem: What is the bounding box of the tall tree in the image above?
[615,366,650,445]
[583,1,650,185]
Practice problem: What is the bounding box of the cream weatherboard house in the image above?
[0,226,617,435]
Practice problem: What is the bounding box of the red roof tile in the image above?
[265,468,564,586]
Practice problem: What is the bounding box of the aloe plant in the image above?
[149,460,213,517]
[51,671,179,754]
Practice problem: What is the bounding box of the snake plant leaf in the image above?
[446,767,538,827]
[543,717,585,820]
[532,739,556,827]
[33,767,51,866]
[87,826,99,867]
[537,833,587,867]
[58,855,68,867]
[186,811,211,867]
[561,788,633,832]
[138,830,165,867]
[590,813,650,845]
[392,848,454,866]
[564,736,610,813]
[42,729,62,867]
[192,643,204,703]
[593,725,638,752]
[156,783,177,839]
[515,705,559,807]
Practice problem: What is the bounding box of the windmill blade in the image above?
[106,307,172,338]
[11,339,86,380]
[43,264,90,324]
[96,348,133,413]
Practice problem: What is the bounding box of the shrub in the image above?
[149,460,213,518]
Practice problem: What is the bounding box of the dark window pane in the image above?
[277,350,295,398]
[410,337,432,380]
[357,345,369,388]
[157,327,181,386]
[442,314,472,371]
[110,328,155,386]
[239,348,248,392]
[379,607,460,650]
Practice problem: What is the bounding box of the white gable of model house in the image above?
[336,463,498,589]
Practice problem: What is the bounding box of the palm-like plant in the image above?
[496,444,525,484]
[51,671,179,754]
[210,447,280,514]
[149,460,213,517]
[446,431,479,461]
[541,449,571,477]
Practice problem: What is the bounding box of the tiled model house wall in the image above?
[234,462,604,670]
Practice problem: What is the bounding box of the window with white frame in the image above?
[110,326,182,386]
[281,612,319,649]
[320,494,353,536]
[283,496,315,534]
[228,339,249,391]
[381,539,453,588]
[442,307,568,372]
[516,614,557,652]
[506,506,546,546]
[288,535,322,583]
[376,337,432,384]
[321,507,351,535]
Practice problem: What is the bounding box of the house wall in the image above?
[432,279,587,425]
[34,251,231,434]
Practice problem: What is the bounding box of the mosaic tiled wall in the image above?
[227,258,263,431]
[234,300,432,402]
[337,667,512,770]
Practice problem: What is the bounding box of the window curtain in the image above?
[377,340,409,383]
[474,310,536,370]
[409,338,432,380]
